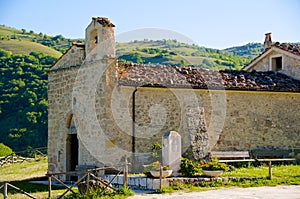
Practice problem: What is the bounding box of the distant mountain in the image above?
[0,25,268,152]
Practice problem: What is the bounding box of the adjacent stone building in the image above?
[244,33,300,80]
[48,17,300,175]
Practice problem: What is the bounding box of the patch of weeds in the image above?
[65,187,134,199]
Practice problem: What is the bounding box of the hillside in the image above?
[0,25,265,152]
[0,25,83,56]
[0,40,62,58]
[116,39,261,70]
[224,43,264,57]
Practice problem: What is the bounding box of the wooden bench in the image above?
[210,151,255,163]
[250,149,296,179]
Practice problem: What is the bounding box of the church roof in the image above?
[117,62,300,92]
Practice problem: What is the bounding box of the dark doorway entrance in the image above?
[66,134,78,172]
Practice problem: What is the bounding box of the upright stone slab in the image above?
[162,131,181,176]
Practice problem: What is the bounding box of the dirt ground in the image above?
[128,185,300,199]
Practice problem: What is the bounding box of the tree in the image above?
[180,59,187,66]
[0,143,13,156]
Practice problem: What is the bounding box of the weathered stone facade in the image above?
[48,18,300,175]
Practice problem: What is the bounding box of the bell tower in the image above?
[85,17,116,61]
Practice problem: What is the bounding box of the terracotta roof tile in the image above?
[273,42,300,56]
[117,62,300,92]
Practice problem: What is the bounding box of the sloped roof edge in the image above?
[49,42,85,72]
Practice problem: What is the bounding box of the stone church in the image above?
[48,17,300,175]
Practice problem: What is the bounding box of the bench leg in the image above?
[268,161,272,180]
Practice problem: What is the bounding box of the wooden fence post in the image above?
[159,164,162,190]
[4,182,8,199]
[86,172,90,194]
[11,154,14,164]
[268,161,272,180]
[48,174,52,198]
[123,159,128,189]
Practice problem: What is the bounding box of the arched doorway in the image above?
[66,115,78,172]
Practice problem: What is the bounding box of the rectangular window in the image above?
[271,56,282,71]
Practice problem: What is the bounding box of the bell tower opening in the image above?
[89,29,98,53]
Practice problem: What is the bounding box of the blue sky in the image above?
[0,0,299,49]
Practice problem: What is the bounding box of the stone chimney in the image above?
[264,33,272,50]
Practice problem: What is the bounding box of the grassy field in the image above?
[0,158,134,198]
[0,40,62,58]
[159,164,300,193]
[0,158,48,182]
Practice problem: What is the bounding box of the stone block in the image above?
[162,131,181,176]
[146,178,153,190]
[152,179,169,190]
[139,177,147,188]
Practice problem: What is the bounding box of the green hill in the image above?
[0,25,83,56]
[116,39,259,70]
[224,43,264,57]
[0,40,62,58]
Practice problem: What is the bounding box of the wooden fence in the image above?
[0,147,47,167]
[47,163,130,199]
[0,182,36,199]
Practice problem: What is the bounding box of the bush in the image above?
[180,157,200,177]
[200,157,229,171]
[0,143,13,156]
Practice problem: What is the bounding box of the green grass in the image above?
[64,187,134,199]
[0,26,21,37]
[0,40,62,58]
[224,165,300,184]
[158,165,300,193]
[4,180,67,199]
[0,158,48,181]
[0,158,133,199]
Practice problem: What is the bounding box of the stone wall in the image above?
[109,87,300,170]
[215,91,300,149]
[48,66,80,174]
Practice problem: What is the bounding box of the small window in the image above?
[271,56,282,71]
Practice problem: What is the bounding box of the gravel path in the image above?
[128,185,300,199]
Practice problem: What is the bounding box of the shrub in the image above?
[0,143,13,156]
[150,142,162,162]
[180,157,200,177]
